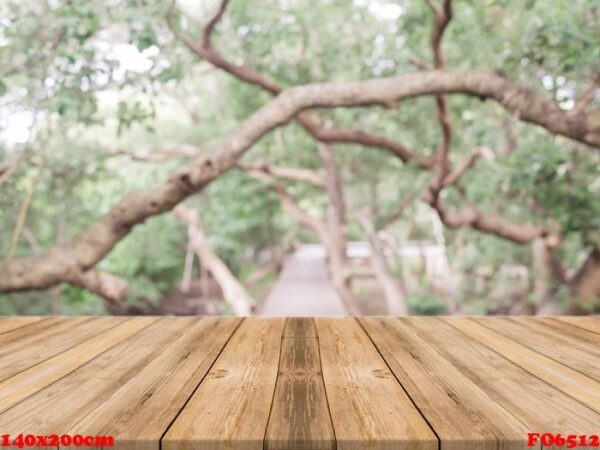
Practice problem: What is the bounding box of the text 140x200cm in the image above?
[1,434,114,448]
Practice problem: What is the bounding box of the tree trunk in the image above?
[532,238,553,302]
[180,223,196,293]
[199,264,212,299]
[357,214,409,315]
[532,238,563,315]
[569,246,600,301]
[174,206,254,316]
[318,143,361,315]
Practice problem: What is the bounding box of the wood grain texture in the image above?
[359,317,530,450]
[556,316,600,334]
[0,317,184,436]
[163,318,285,450]
[434,318,600,428]
[539,317,600,346]
[0,317,63,347]
[406,317,600,442]
[0,316,157,414]
[478,317,600,381]
[0,316,599,450]
[69,317,241,450]
[0,316,125,381]
[0,316,44,335]
[265,318,334,450]
[444,318,600,412]
[316,318,437,450]
[283,317,317,338]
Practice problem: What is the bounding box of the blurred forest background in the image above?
[0,0,598,316]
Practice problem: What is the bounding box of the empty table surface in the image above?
[0,316,599,450]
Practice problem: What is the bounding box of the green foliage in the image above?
[0,0,598,314]
[408,287,449,315]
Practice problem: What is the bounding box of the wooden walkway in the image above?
[0,316,599,449]
[259,244,347,316]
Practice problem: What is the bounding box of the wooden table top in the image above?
[0,316,598,450]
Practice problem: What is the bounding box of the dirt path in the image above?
[258,244,347,316]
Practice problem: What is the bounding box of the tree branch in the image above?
[106,145,199,162]
[179,6,600,148]
[242,165,328,239]
[318,143,346,234]
[442,148,483,187]
[243,143,364,314]
[237,162,325,187]
[357,212,409,315]
[569,245,600,300]
[65,270,129,304]
[173,205,254,315]
[427,0,454,196]
[7,155,46,261]
[421,3,554,248]
[175,1,435,168]
[307,125,435,167]
[0,154,24,187]
[426,0,453,69]
[271,184,328,241]
[377,192,419,229]
[2,69,598,294]
[433,201,548,244]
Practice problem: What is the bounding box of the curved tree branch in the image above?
[7,155,46,261]
[442,148,483,187]
[174,3,434,168]
[237,162,325,187]
[173,205,254,315]
[65,270,129,304]
[0,154,24,187]
[1,69,598,294]
[106,145,199,162]
[242,156,362,315]
[421,3,557,251]
[427,0,453,197]
[178,9,600,148]
[245,170,329,241]
[377,192,419,229]
[432,202,547,244]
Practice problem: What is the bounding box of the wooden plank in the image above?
[265,318,334,450]
[1,316,598,450]
[0,317,188,437]
[478,317,600,381]
[540,317,600,346]
[556,316,600,334]
[68,317,241,450]
[0,317,90,357]
[163,318,285,450]
[315,318,437,450]
[439,317,600,417]
[359,317,531,450]
[0,316,44,335]
[0,317,64,347]
[407,317,600,439]
[0,316,157,413]
[283,317,317,338]
[0,316,126,381]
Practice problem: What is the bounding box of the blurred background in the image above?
[0,0,598,316]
